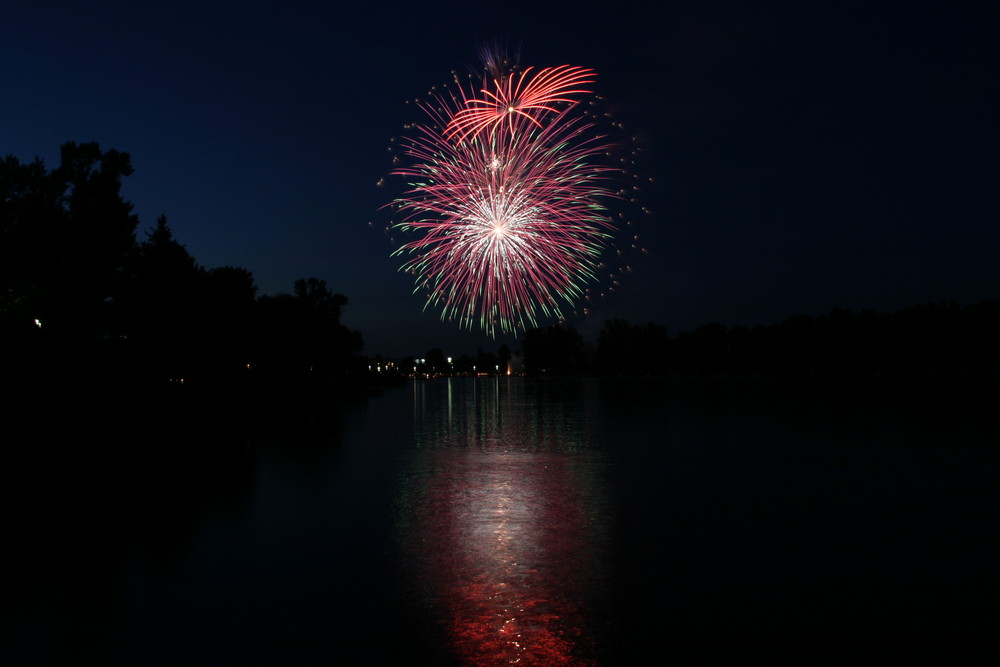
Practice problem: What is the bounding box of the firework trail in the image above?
[388,55,624,336]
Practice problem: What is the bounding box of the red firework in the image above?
[445,65,596,143]
[389,58,621,336]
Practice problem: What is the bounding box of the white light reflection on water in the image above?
[396,377,611,666]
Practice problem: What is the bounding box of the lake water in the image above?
[4,376,998,664]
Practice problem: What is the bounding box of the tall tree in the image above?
[121,214,205,381]
[0,142,138,338]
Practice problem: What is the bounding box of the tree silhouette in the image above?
[255,278,362,383]
[1,142,139,387]
[118,214,204,382]
[202,266,258,380]
[1,143,138,335]
[595,319,669,375]
[51,142,139,338]
[522,323,586,375]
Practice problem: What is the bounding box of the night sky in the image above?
[4,1,997,358]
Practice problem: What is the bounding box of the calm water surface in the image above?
[4,377,998,664]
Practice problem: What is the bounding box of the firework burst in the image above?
[387,54,626,336]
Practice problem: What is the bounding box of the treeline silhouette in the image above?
[523,302,1000,379]
[3,144,371,620]
[1,142,364,433]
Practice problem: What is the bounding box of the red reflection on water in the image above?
[408,451,603,666]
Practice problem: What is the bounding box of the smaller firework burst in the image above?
[445,65,596,143]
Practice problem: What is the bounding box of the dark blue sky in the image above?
[4,1,997,357]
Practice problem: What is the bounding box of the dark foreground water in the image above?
[4,377,998,664]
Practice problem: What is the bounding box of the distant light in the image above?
[34,319,42,328]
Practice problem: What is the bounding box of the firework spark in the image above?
[388,56,622,336]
